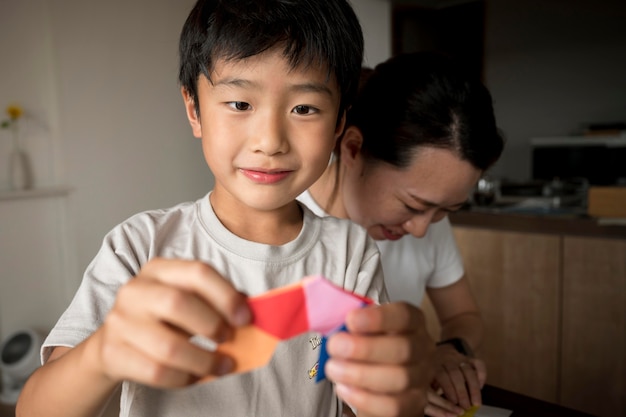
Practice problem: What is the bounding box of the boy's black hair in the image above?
[179,0,364,116]
[348,52,505,171]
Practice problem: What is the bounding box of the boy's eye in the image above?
[292,105,317,115]
[228,101,251,111]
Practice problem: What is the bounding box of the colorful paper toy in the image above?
[201,275,372,382]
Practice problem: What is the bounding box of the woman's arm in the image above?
[427,275,483,352]
[425,276,487,416]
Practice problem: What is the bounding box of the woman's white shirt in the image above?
[298,190,464,305]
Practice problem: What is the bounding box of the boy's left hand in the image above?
[324,302,436,417]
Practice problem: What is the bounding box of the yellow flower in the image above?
[6,104,23,121]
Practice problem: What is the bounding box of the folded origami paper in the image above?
[201,275,372,383]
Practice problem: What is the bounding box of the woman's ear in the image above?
[339,126,364,167]
[181,87,202,138]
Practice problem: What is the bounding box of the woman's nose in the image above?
[402,213,433,238]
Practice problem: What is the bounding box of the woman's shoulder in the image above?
[301,203,375,248]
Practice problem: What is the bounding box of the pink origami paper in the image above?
[200,275,372,382]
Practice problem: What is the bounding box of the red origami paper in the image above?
[200,275,372,382]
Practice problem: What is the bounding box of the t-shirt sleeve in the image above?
[352,233,389,305]
[41,222,145,364]
[426,217,465,289]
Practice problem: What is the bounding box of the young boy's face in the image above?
[183,48,344,215]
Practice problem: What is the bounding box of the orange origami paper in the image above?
[201,275,372,382]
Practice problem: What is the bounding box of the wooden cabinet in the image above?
[561,236,626,416]
[454,228,561,403]
[424,218,626,417]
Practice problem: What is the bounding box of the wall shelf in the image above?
[0,186,72,202]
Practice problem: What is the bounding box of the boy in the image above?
[17,1,435,416]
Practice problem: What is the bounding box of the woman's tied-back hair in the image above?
[178,0,364,117]
[348,52,504,171]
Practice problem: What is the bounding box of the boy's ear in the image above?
[334,110,347,140]
[181,87,202,138]
[339,125,364,167]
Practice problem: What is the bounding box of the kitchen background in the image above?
[0,0,625,414]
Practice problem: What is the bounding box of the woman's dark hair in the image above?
[178,0,363,116]
[347,52,504,171]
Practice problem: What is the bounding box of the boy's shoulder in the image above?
[105,195,206,244]
[124,197,202,226]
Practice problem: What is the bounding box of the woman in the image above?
[299,52,504,417]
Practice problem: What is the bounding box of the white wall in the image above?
[0,0,390,341]
[49,0,210,285]
[352,0,392,66]
[0,0,206,339]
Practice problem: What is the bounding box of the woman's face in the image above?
[341,145,481,240]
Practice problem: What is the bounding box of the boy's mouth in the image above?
[240,168,292,184]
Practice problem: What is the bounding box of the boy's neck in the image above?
[209,193,303,245]
[308,160,348,219]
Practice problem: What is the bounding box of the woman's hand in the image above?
[425,344,487,416]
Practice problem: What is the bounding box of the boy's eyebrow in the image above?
[213,77,334,97]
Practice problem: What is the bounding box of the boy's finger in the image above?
[107,312,229,378]
[140,258,251,326]
[334,382,426,417]
[325,358,423,394]
[101,339,193,388]
[345,302,425,334]
[326,332,414,364]
[115,279,231,341]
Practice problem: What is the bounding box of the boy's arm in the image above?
[17,336,121,417]
[16,258,251,417]
[324,302,436,417]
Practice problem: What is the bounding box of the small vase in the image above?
[8,126,33,191]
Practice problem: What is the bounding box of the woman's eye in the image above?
[228,101,251,111]
[405,205,426,215]
[292,105,317,115]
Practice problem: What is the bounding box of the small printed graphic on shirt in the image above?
[308,361,319,379]
[307,334,322,379]
[309,335,322,350]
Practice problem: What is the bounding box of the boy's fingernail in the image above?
[324,360,342,380]
[233,305,251,326]
[328,335,352,356]
[215,356,234,376]
[334,383,352,398]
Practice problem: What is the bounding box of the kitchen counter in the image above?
[444,207,626,416]
[450,208,626,240]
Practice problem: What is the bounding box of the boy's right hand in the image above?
[92,257,251,388]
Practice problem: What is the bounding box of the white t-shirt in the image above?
[298,190,464,305]
[43,193,387,417]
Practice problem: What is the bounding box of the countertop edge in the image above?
[449,210,626,240]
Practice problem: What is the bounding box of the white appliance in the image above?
[0,328,45,404]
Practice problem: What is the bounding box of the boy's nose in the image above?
[251,112,289,155]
